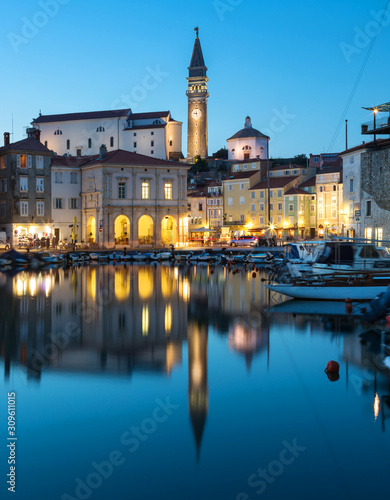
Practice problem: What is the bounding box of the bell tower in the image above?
[186,27,209,161]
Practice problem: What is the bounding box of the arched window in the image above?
[96,126,105,132]
[152,120,161,125]
[110,137,114,147]
[66,139,70,150]
[54,129,62,135]
[88,138,92,148]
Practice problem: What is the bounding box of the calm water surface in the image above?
[0,264,389,500]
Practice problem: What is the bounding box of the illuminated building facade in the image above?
[0,130,53,246]
[32,110,183,161]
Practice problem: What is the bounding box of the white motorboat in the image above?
[266,272,390,301]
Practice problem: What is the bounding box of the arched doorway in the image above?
[138,215,153,245]
[115,215,130,244]
[161,216,175,246]
[87,216,96,243]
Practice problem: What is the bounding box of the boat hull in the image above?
[265,282,389,300]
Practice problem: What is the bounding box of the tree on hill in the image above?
[189,155,209,173]
[292,154,308,166]
[212,147,228,159]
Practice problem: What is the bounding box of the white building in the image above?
[51,156,84,243]
[227,117,269,161]
[32,109,183,161]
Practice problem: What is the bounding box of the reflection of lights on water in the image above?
[142,305,149,335]
[16,274,27,296]
[29,277,37,296]
[180,278,190,302]
[174,267,179,279]
[165,304,172,334]
[374,393,380,421]
[115,269,130,301]
[191,362,203,385]
[139,268,153,300]
[45,275,51,297]
[87,269,96,300]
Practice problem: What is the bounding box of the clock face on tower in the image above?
[192,108,202,119]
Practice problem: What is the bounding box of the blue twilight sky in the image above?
[1,0,390,158]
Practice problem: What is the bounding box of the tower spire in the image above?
[186,30,209,160]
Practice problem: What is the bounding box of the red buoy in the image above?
[210,269,214,274]
[252,272,256,278]
[325,360,340,373]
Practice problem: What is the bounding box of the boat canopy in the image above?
[316,242,354,265]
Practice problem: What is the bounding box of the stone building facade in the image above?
[0,131,52,246]
[80,147,190,247]
[360,141,390,241]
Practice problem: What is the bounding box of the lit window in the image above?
[164,182,172,200]
[142,181,150,199]
[1,156,7,169]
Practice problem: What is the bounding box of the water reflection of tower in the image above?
[188,321,208,460]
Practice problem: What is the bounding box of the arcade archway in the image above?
[115,215,130,244]
[138,215,153,245]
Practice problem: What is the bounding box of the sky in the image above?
[1,0,390,158]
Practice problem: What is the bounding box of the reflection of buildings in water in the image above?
[0,270,53,380]
[343,328,390,430]
[188,321,208,460]
[228,310,269,371]
[0,265,188,380]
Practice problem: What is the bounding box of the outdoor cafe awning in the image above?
[362,102,390,113]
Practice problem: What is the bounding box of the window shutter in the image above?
[17,155,21,168]
[28,155,32,168]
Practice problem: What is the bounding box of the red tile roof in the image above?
[80,149,190,168]
[339,138,389,155]
[230,158,268,164]
[51,157,87,167]
[299,176,316,188]
[32,109,170,124]
[270,163,303,171]
[316,165,342,175]
[284,188,310,196]
[250,176,299,190]
[224,171,259,181]
[0,137,52,153]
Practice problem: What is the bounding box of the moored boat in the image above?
[266,272,390,301]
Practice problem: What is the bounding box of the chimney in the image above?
[26,127,36,138]
[4,132,10,146]
[99,144,107,158]
[33,129,41,141]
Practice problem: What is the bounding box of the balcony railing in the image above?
[224,220,246,226]
[361,116,390,134]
